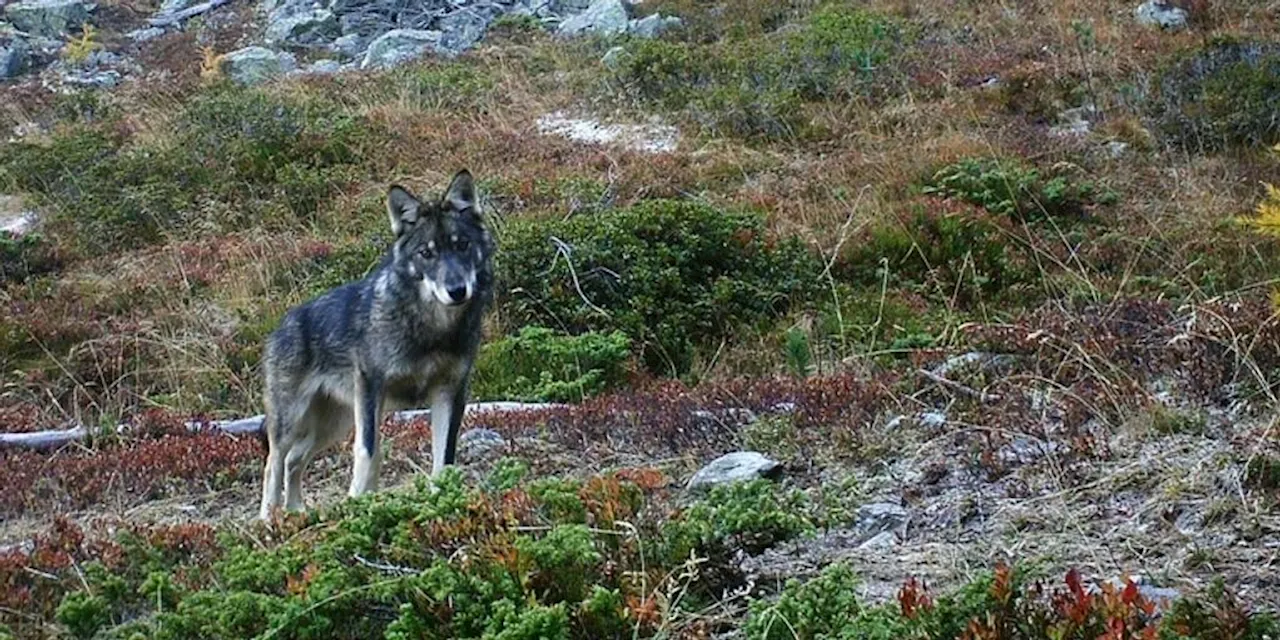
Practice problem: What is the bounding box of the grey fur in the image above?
[259,170,494,521]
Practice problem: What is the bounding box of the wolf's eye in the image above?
[455,238,470,251]
[419,246,436,259]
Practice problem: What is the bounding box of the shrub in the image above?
[471,326,632,402]
[0,85,377,257]
[0,230,59,284]
[744,562,863,640]
[664,480,814,562]
[610,6,906,139]
[54,591,111,639]
[1150,41,1280,152]
[837,199,1037,306]
[922,157,1116,221]
[498,199,820,374]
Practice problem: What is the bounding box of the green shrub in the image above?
[1150,41,1280,151]
[472,326,632,402]
[664,480,814,562]
[922,157,1116,221]
[55,592,112,638]
[0,230,59,283]
[498,199,820,374]
[837,203,1036,306]
[744,562,863,640]
[610,6,906,139]
[0,85,377,257]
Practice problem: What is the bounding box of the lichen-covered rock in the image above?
[4,0,92,37]
[436,8,492,54]
[360,28,444,69]
[627,13,680,38]
[1135,0,1188,30]
[0,34,31,79]
[220,46,297,85]
[265,8,339,46]
[687,452,782,491]
[556,0,627,36]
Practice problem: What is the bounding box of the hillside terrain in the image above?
[2,0,1280,637]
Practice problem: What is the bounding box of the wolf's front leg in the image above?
[430,382,468,476]
[349,371,384,497]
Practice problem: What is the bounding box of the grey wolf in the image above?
[258,170,494,521]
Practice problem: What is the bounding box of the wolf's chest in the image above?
[381,354,467,408]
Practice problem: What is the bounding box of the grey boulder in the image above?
[1135,1,1188,30]
[361,29,444,69]
[5,0,93,37]
[557,0,627,37]
[266,8,340,46]
[220,46,297,85]
[687,451,782,491]
[627,13,680,38]
[1,34,31,79]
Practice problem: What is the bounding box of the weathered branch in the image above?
[0,402,563,452]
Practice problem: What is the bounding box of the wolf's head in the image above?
[386,170,492,307]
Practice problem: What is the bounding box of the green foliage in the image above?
[784,326,812,377]
[1244,454,1280,491]
[0,85,376,257]
[472,326,632,402]
[498,199,820,374]
[518,524,602,603]
[922,158,1116,221]
[838,203,1035,307]
[744,562,862,640]
[1152,41,1280,151]
[487,457,531,492]
[610,6,906,139]
[55,591,112,639]
[396,62,498,111]
[665,480,814,562]
[0,230,58,284]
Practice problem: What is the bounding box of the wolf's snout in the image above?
[445,284,469,304]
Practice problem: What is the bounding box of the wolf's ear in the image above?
[387,185,422,236]
[442,169,477,215]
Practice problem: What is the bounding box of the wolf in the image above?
[258,170,494,521]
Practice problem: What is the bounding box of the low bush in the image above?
[1149,40,1280,152]
[922,157,1117,221]
[471,326,633,402]
[609,6,908,139]
[744,562,1279,640]
[837,199,1039,307]
[497,199,820,375]
[0,84,378,257]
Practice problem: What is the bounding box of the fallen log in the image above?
[0,402,564,452]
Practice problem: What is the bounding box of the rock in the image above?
[266,8,339,46]
[1105,140,1130,158]
[550,0,592,13]
[156,0,196,16]
[61,67,119,88]
[360,29,444,69]
[329,33,363,59]
[687,452,781,491]
[127,26,165,42]
[855,502,908,540]
[1,34,31,79]
[917,411,947,428]
[1050,105,1096,137]
[5,0,92,37]
[1135,1,1188,31]
[219,46,296,85]
[1095,576,1181,611]
[932,351,1010,377]
[437,8,492,54]
[557,0,628,37]
[627,12,679,38]
[304,58,341,74]
[857,530,899,551]
[458,427,507,461]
